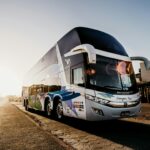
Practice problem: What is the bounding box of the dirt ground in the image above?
[1,98,150,150]
[11,101,150,150]
[0,101,72,150]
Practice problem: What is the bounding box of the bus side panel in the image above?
[28,95,36,108]
[62,94,86,120]
[35,94,44,110]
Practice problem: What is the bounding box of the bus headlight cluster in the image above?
[85,94,95,101]
[85,94,110,105]
[96,97,110,105]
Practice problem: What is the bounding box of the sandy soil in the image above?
[0,101,72,150]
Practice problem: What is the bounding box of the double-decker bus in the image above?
[22,27,145,121]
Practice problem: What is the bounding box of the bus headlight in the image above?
[85,94,109,105]
[96,97,110,105]
[85,94,95,101]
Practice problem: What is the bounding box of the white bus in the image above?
[22,27,148,121]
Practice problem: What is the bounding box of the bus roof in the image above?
[58,27,128,57]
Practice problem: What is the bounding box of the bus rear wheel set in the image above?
[45,100,63,120]
[24,100,29,111]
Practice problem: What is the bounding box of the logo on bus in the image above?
[65,58,71,65]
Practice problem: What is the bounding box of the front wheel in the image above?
[54,101,63,119]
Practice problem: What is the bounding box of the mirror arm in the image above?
[64,44,96,64]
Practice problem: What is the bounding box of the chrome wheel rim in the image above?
[57,103,63,119]
[47,103,51,116]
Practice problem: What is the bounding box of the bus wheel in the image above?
[55,101,63,119]
[46,101,52,117]
[25,100,29,111]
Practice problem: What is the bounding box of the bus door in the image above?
[70,64,86,119]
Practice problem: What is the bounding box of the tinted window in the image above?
[25,46,58,85]
[77,27,128,56]
[86,55,137,92]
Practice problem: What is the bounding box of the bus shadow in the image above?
[30,109,150,150]
[62,117,150,150]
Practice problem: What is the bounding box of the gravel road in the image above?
[1,98,150,150]
[0,100,72,150]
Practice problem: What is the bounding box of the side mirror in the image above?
[130,56,150,70]
[64,44,96,64]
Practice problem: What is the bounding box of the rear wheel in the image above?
[25,100,29,111]
[54,101,63,119]
[45,101,52,117]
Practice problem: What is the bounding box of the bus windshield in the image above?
[86,55,137,93]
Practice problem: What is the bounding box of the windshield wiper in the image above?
[103,86,122,90]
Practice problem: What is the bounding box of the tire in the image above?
[25,100,29,111]
[54,100,63,119]
[45,100,52,117]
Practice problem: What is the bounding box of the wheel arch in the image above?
[44,94,63,112]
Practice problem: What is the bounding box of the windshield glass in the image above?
[86,55,137,93]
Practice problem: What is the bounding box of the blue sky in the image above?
[0,0,150,95]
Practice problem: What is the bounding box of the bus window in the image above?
[72,67,84,86]
[37,87,42,94]
[30,87,36,95]
[44,85,49,93]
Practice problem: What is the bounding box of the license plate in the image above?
[120,111,130,117]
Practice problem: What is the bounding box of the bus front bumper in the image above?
[86,100,141,121]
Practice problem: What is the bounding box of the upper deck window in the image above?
[78,28,128,56]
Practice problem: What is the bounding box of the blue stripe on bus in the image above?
[62,93,80,101]
[48,90,80,101]
[48,90,81,117]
